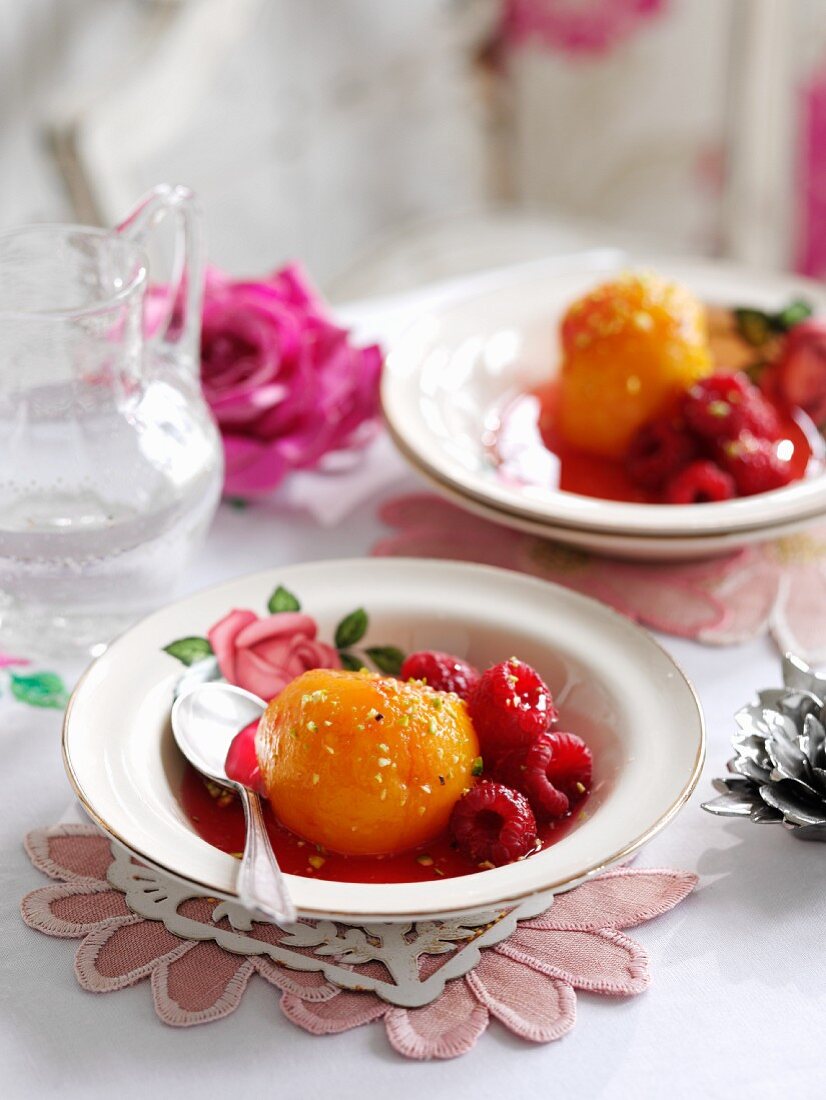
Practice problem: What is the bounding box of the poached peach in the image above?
[256,668,479,856]
[558,271,714,459]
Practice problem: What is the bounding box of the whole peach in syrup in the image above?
[558,271,714,459]
[255,668,479,856]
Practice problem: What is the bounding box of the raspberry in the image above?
[720,432,794,496]
[775,319,826,424]
[683,373,780,442]
[449,780,538,865]
[469,659,557,760]
[664,460,736,504]
[626,417,698,489]
[496,731,592,821]
[400,650,480,700]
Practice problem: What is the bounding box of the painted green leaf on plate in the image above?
[162,637,214,666]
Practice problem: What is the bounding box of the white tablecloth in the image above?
[1,277,820,1099]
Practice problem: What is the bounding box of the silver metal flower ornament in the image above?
[702,654,826,840]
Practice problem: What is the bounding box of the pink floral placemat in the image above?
[21,825,696,1060]
[372,493,826,664]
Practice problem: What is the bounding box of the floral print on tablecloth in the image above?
[373,493,826,665]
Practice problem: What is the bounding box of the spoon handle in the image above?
[236,786,297,924]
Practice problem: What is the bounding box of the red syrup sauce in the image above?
[179,719,586,885]
[488,382,822,503]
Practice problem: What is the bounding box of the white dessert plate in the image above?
[382,251,826,560]
[63,558,704,922]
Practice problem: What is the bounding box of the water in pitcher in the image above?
[0,373,222,653]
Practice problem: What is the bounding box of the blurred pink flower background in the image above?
[193,264,382,498]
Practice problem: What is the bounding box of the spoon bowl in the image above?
[171,682,265,783]
[170,681,296,924]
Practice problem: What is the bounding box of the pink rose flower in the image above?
[207,609,341,700]
[199,264,382,497]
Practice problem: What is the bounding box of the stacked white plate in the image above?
[382,251,826,560]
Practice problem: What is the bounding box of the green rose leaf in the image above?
[777,298,814,331]
[365,646,406,676]
[267,585,301,613]
[338,650,364,672]
[334,608,368,649]
[162,636,214,666]
[10,671,69,710]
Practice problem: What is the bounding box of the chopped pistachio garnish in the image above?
[378,743,389,753]
[302,689,328,705]
[306,720,317,733]
[428,718,438,734]
[478,860,495,870]
[471,756,484,777]
[324,745,335,754]
[417,854,434,867]
[420,784,432,794]
[575,781,586,794]
[399,714,410,727]
[375,773,383,784]
[377,757,391,767]
[308,854,325,870]
[311,773,320,785]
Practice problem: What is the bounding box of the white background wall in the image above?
[1,0,825,290]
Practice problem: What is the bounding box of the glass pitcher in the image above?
[0,184,223,656]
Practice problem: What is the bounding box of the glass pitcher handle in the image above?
[116,183,205,369]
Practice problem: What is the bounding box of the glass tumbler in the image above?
[0,184,223,656]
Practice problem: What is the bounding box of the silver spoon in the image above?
[170,681,296,924]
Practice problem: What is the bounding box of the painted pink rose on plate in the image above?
[207,610,340,700]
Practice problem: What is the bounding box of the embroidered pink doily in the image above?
[21,825,696,1060]
[372,493,826,664]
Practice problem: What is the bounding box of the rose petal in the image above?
[384,981,489,1060]
[234,647,293,699]
[527,868,698,931]
[21,880,131,938]
[24,826,113,883]
[497,928,649,996]
[466,951,576,1042]
[280,989,387,1034]
[234,613,318,649]
[222,435,289,497]
[151,942,256,1026]
[74,916,186,991]
[207,609,258,684]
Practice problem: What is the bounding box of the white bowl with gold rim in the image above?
[382,252,826,561]
[63,558,704,922]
